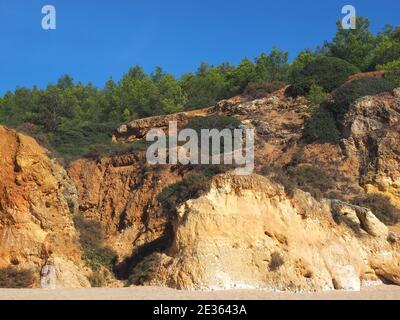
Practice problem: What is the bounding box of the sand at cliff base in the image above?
[0,285,399,300]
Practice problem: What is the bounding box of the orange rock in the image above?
[0,126,89,288]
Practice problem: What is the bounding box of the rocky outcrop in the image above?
[0,126,89,288]
[114,108,213,143]
[1,81,399,292]
[347,71,386,83]
[69,88,400,291]
[341,92,400,207]
[113,95,248,143]
[129,174,398,291]
[67,153,180,269]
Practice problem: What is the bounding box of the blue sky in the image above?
[0,0,399,94]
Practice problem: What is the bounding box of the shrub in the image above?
[157,173,211,214]
[306,84,327,112]
[353,194,400,225]
[261,164,334,199]
[260,165,296,197]
[128,254,159,285]
[385,70,400,87]
[73,214,104,249]
[330,78,396,118]
[376,59,400,71]
[303,108,340,144]
[73,214,117,271]
[16,123,52,149]
[285,73,310,97]
[0,268,36,288]
[287,165,334,199]
[198,164,232,178]
[82,247,117,271]
[83,139,151,159]
[244,81,286,98]
[269,252,284,271]
[287,57,359,96]
[184,115,242,159]
[185,115,241,133]
[88,269,109,287]
[50,122,119,159]
[303,57,359,92]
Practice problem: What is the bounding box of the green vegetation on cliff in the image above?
[0,18,399,157]
[73,213,117,286]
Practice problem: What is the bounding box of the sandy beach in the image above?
[0,285,399,300]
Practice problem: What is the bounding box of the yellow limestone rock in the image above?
[130,174,399,292]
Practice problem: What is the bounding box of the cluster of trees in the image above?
[322,17,400,72]
[299,18,400,145]
[0,17,399,158]
[0,47,289,130]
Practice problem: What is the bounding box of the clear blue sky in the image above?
[0,0,399,94]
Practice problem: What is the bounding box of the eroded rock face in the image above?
[129,174,399,291]
[0,126,89,288]
[70,89,400,291]
[114,108,215,143]
[67,154,180,267]
[341,92,400,207]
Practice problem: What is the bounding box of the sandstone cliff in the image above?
[0,126,89,288]
[67,88,400,291]
[342,90,400,207]
[67,153,180,276]
[2,83,399,291]
[129,174,399,291]
[111,87,400,207]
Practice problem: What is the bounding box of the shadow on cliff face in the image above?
[353,194,400,225]
[260,163,338,200]
[73,213,118,286]
[114,165,231,280]
[113,172,209,280]
[0,267,36,288]
[114,223,174,280]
